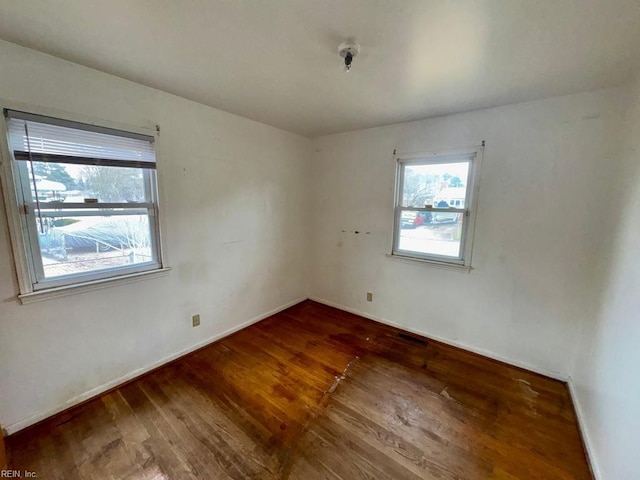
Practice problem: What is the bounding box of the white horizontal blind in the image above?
[6,111,155,165]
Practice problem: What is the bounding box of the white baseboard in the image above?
[5,296,307,435]
[567,376,602,480]
[308,296,567,382]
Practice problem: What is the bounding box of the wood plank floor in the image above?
[7,300,592,479]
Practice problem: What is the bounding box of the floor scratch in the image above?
[440,387,453,400]
[328,357,359,394]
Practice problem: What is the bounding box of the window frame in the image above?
[0,103,168,300]
[391,146,483,269]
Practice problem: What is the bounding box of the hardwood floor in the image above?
[7,300,592,479]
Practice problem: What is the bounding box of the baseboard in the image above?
[308,296,567,382]
[567,376,602,480]
[5,296,307,435]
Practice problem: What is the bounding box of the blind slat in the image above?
[13,151,156,169]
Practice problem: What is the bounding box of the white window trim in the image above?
[17,267,172,305]
[0,100,170,302]
[389,144,484,270]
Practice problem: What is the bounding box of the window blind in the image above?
[5,110,156,169]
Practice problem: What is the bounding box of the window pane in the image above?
[27,162,147,203]
[402,161,469,207]
[36,215,155,278]
[398,209,463,258]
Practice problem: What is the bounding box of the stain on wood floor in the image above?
[7,300,592,479]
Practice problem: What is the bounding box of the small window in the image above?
[392,147,482,267]
[2,110,164,292]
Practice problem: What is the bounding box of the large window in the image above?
[392,147,482,268]
[2,110,164,294]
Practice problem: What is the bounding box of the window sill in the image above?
[385,253,472,273]
[17,267,172,305]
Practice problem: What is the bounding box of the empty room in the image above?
[0,1,638,479]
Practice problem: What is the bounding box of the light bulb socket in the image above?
[338,41,360,71]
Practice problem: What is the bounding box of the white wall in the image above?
[309,88,625,379]
[569,77,640,480]
[0,40,310,433]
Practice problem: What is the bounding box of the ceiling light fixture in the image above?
[338,41,360,72]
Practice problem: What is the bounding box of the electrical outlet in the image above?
[366,292,373,302]
[192,314,200,327]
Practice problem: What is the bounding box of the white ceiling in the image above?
[1,0,639,137]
